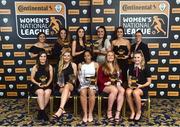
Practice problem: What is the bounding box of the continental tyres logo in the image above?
[15,2,66,39]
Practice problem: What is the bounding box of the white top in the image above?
[81,62,96,78]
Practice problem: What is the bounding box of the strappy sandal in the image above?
[52,107,64,120]
[107,110,114,123]
[114,110,122,123]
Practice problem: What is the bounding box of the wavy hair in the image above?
[133,50,145,70]
[57,28,70,46]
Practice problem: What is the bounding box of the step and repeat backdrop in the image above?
[0,0,179,98]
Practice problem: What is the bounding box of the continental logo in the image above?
[16,84,28,89]
[151,75,157,80]
[147,59,158,64]
[170,43,180,48]
[158,67,169,72]
[0,68,4,73]
[0,52,2,57]
[2,44,14,49]
[148,43,159,48]
[14,52,25,57]
[27,76,31,81]
[68,9,79,15]
[68,26,79,32]
[0,27,12,32]
[105,26,115,31]
[7,92,18,97]
[92,35,98,41]
[92,0,104,5]
[0,9,11,14]
[92,17,104,23]
[0,84,6,89]
[168,75,179,80]
[169,59,180,64]
[158,51,170,56]
[148,91,157,96]
[104,9,115,14]
[79,18,91,23]
[5,76,16,81]
[167,91,179,96]
[79,1,90,6]
[26,60,36,65]
[3,60,15,65]
[15,68,27,73]
[157,83,168,88]
[172,8,180,14]
[171,25,180,31]
[25,44,33,49]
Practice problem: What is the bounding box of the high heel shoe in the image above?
[134,112,141,121]
[128,113,135,121]
[52,107,64,120]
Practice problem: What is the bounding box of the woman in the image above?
[126,51,151,121]
[112,26,131,85]
[53,49,77,119]
[78,50,99,123]
[29,32,51,58]
[93,26,111,64]
[98,51,125,122]
[72,27,86,64]
[30,51,53,121]
[52,28,71,60]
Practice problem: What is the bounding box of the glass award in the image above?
[129,76,138,88]
[39,75,47,86]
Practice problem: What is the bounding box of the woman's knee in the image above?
[118,87,125,95]
[80,89,87,97]
[110,87,118,96]
[133,89,141,97]
[36,89,44,96]
[126,88,133,96]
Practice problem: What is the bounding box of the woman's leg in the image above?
[115,86,125,119]
[35,89,45,110]
[54,83,73,117]
[103,85,118,118]
[44,89,52,108]
[80,88,88,122]
[133,88,143,120]
[88,88,96,122]
[126,88,135,119]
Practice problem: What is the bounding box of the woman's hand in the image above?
[104,81,111,86]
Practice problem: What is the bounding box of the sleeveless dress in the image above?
[78,62,98,91]
[113,45,129,85]
[31,64,52,93]
[73,41,85,64]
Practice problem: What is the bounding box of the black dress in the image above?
[29,46,45,55]
[73,42,85,64]
[129,65,151,97]
[31,65,52,94]
[113,45,129,84]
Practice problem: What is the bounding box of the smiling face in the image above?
[59,29,67,40]
[116,28,124,38]
[63,52,71,63]
[78,28,85,38]
[106,51,115,62]
[97,28,105,39]
[39,53,47,64]
[84,51,92,63]
[134,53,142,65]
[38,33,46,43]
[135,32,142,44]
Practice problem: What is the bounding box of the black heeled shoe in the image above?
[134,113,142,122]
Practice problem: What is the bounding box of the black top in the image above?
[74,42,85,64]
[34,64,50,84]
[52,42,63,59]
[63,62,74,84]
[129,64,151,84]
[29,46,45,54]
[113,45,128,56]
[131,42,150,62]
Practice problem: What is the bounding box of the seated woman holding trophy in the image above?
[78,50,99,123]
[52,49,77,120]
[98,51,125,123]
[126,50,151,121]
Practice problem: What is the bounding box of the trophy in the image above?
[68,74,76,84]
[118,49,125,59]
[93,41,99,50]
[85,76,96,85]
[39,75,47,86]
[129,76,138,88]
[57,73,64,87]
[110,73,118,85]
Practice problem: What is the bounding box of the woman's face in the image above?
[39,53,47,64]
[134,53,142,65]
[78,28,85,38]
[97,28,105,39]
[116,28,124,38]
[60,29,67,40]
[106,52,115,62]
[84,52,92,63]
[38,33,46,43]
[135,32,142,43]
[63,52,71,63]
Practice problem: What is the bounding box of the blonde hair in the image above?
[102,51,120,75]
[58,48,72,76]
[133,50,145,70]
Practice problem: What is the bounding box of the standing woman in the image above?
[29,32,51,58]
[52,28,71,60]
[30,51,53,121]
[53,49,77,119]
[72,27,86,64]
[126,51,151,121]
[93,26,111,64]
[112,27,131,84]
[78,50,99,123]
[98,51,125,122]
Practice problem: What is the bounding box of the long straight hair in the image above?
[133,50,145,70]
[57,28,70,46]
[76,27,86,46]
[97,26,107,48]
[36,51,49,72]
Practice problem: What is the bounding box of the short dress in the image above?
[31,64,52,94]
[78,62,98,92]
[129,65,151,97]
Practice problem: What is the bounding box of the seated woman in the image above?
[98,51,125,122]
[29,32,51,58]
[53,49,77,119]
[126,50,151,121]
[78,50,99,123]
[30,51,53,121]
